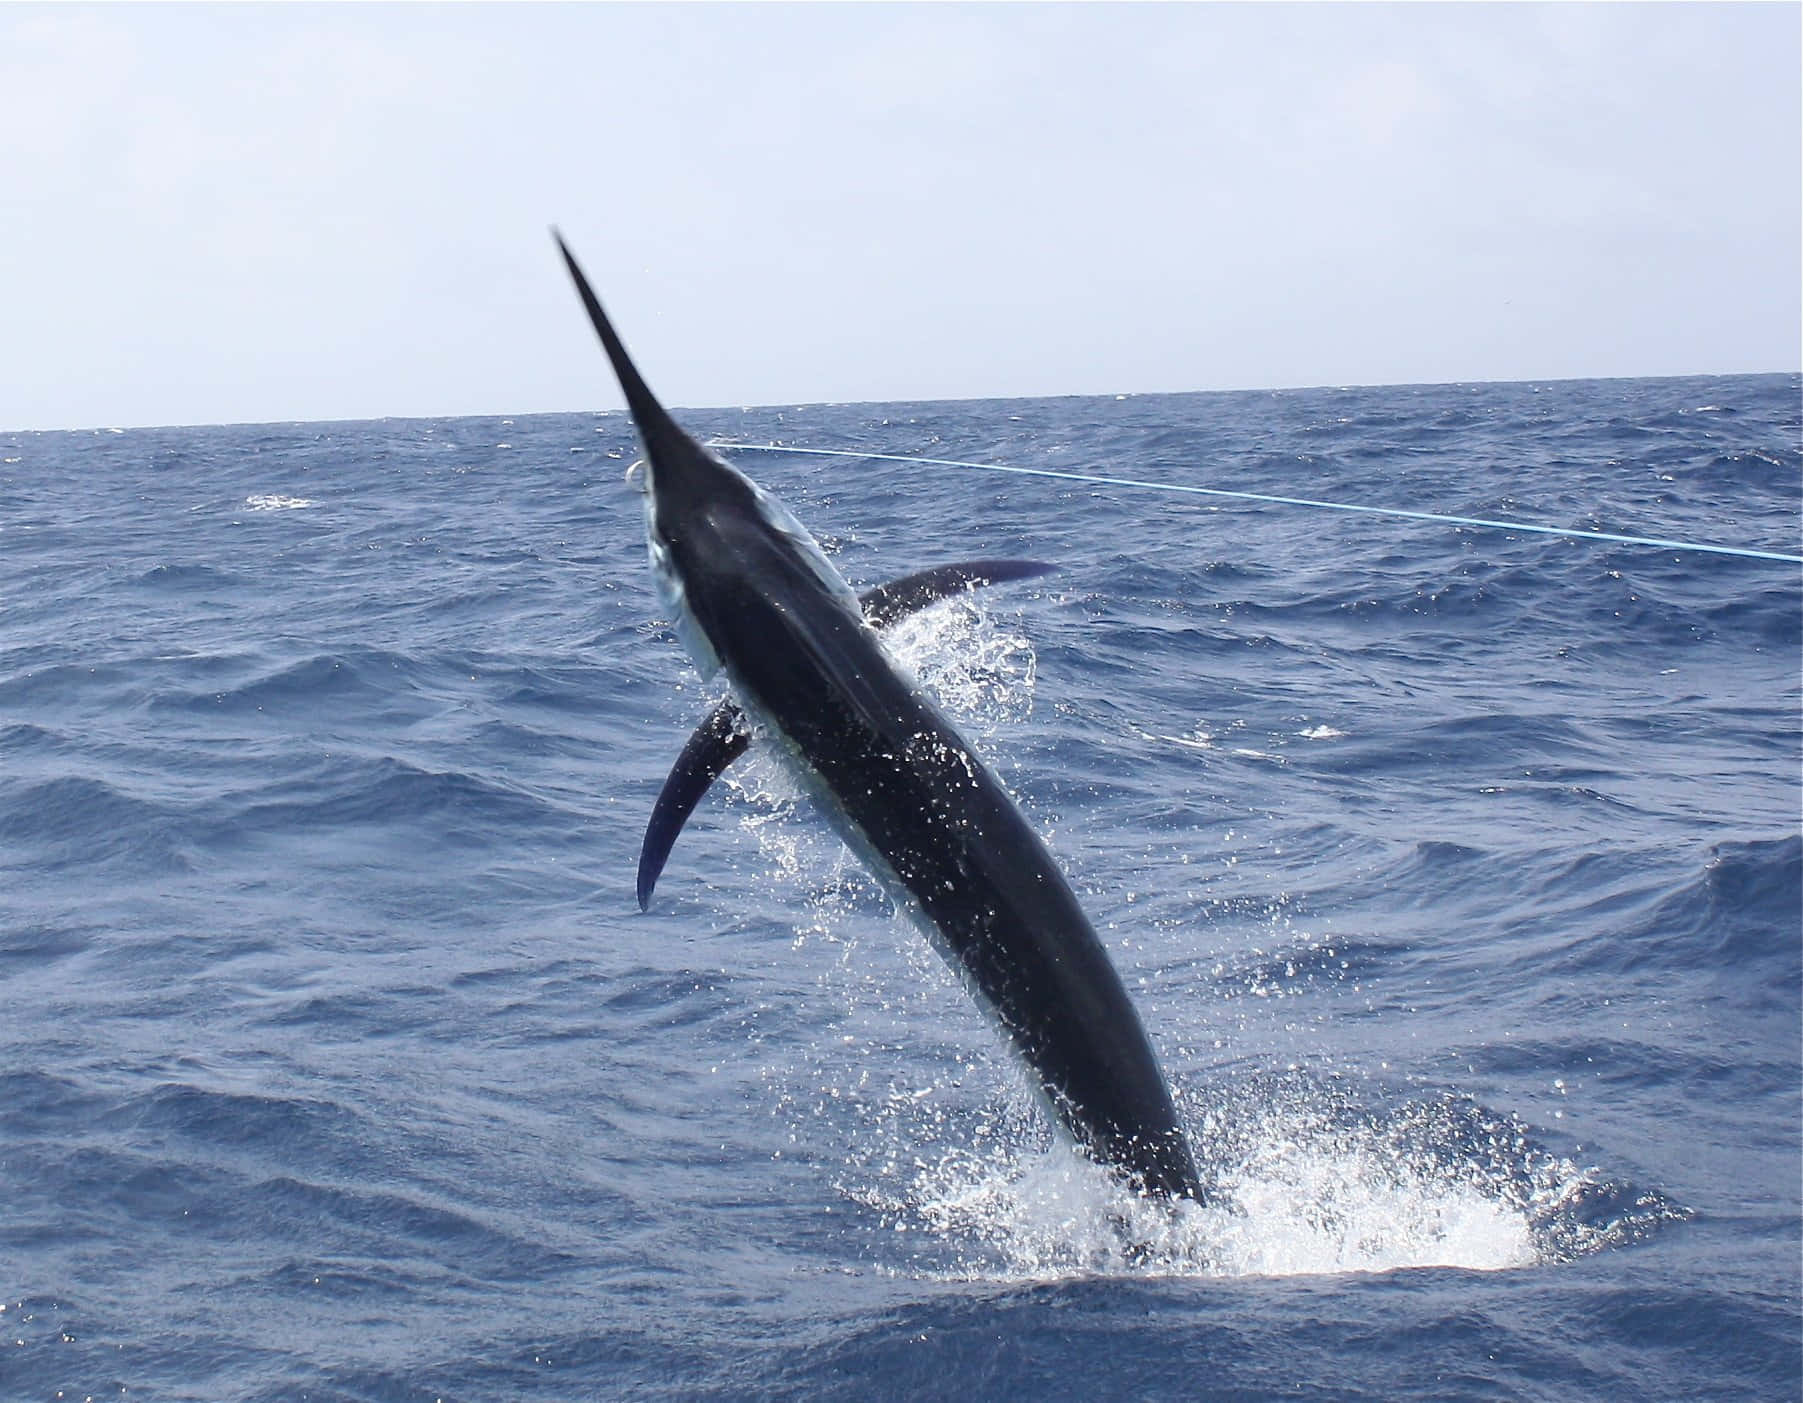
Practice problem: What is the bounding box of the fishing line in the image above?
[708,441,1802,566]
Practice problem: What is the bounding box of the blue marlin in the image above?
[557,235,1202,1201]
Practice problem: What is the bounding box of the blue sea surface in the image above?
[1,374,1798,1401]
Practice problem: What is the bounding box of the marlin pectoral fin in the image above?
[637,700,753,910]
[636,558,1058,908]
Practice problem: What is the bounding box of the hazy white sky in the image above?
[3,3,1798,432]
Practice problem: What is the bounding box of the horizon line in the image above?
[6,366,1797,438]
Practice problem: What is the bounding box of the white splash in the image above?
[244,494,314,512]
[878,593,1038,731]
[1128,721,1215,752]
[1201,1109,1534,1275]
[829,1074,1683,1284]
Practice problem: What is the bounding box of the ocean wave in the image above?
[3,375,1795,1401]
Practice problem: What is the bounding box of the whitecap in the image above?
[243,494,315,511]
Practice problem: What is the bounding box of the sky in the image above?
[2,2,1798,433]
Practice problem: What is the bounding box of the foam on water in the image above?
[806,1021,1691,1283]
[243,493,315,511]
[852,1129,1531,1281]
[806,1049,1687,1284]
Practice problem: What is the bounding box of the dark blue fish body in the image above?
[557,235,1202,1200]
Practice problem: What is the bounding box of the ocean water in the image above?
[1,373,1798,1402]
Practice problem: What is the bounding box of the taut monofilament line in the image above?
[705,441,1803,566]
